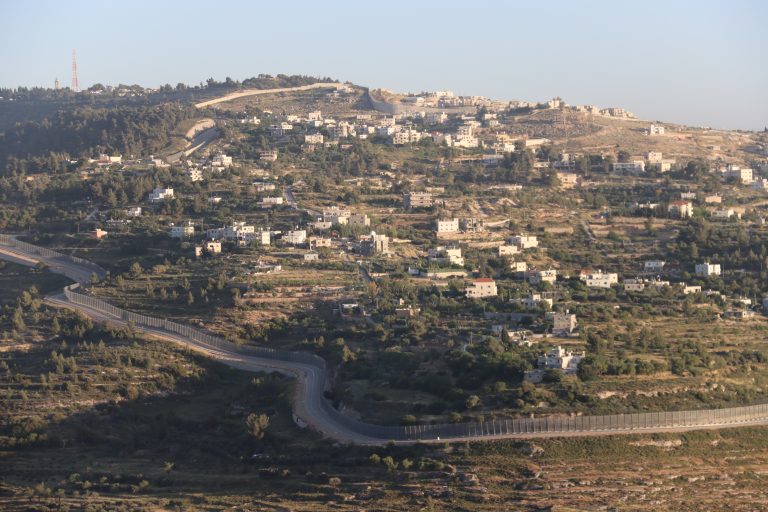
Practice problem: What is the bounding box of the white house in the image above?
[170,221,194,239]
[436,218,460,234]
[669,201,693,218]
[644,260,666,272]
[582,271,619,289]
[428,246,464,266]
[260,197,284,208]
[149,188,174,203]
[537,346,583,371]
[498,245,519,256]
[509,234,539,249]
[466,278,498,298]
[282,230,307,245]
[695,262,721,276]
[304,133,324,144]
[212,153,233,168]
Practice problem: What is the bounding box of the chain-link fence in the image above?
[61,284,768,442]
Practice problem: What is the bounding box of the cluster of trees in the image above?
[0,103,196,172]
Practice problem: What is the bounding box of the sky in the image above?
[1,0,766,130]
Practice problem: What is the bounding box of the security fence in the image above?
[0,234,106,278]
[61,284,768,442]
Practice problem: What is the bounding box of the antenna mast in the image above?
[71,49,79,92]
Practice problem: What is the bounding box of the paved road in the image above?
[194,82,344,109]
[167,126,219,163]
[43,294,381,445]
[2,237,768,445]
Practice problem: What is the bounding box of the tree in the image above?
[245,413,270,440]
[465,394,481,409]
[130,262,143,277]
[163,461,175,474]
[382,456,398,472]
[11,307,25,331]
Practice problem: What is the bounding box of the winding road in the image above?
[2,235,768,445]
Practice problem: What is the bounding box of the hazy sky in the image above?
[1,0,766,130]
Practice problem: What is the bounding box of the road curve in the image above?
[2,236,768,445]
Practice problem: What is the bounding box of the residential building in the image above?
[260,197,284,208]
[712,208,740,220]
[704,194,722,204]
[349,213,371,226]
[125,207,142,217]
[361,231,390,255]
[208,221,256,242]
[529,269,557,285]
[624,279,646,292]
[188,169,203,182]
[752,178,768,191]
[309,237,332,249]
[395,306,421,319]
[466,278,498,298]
[403,192,433,209]
[644,260,666,272]
[426,112,447,125]
[648,124,665,136]
[259,150,278,162]
[203,241,222,255]
[323,206,351,225]
[537,346,583,371]
[303,252,319,262]
[428,246,464,266]
[282,230,307,245]
[695,262,721,276]
[148,188,174,203]
[612,161,646,174]
[89,228,108,239]
[683,285,702,295]
[509,234,539,249]
[253,181,277,192]
[722,164,753,184]
[669,200,693,218]
[170,221,194,239]
[259,230,271,246]
[509,261,528,273]
[304,133,324,144]
[212,153,233,168]
[556,172,579,188]
[460,218,484,233]
[647,151,664,164]
[582,271,619,289]
[436,218,460,234]
[498,245,519,256]
[552,311,578,334]
[520,293,553,310]
[392,127,423,145]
